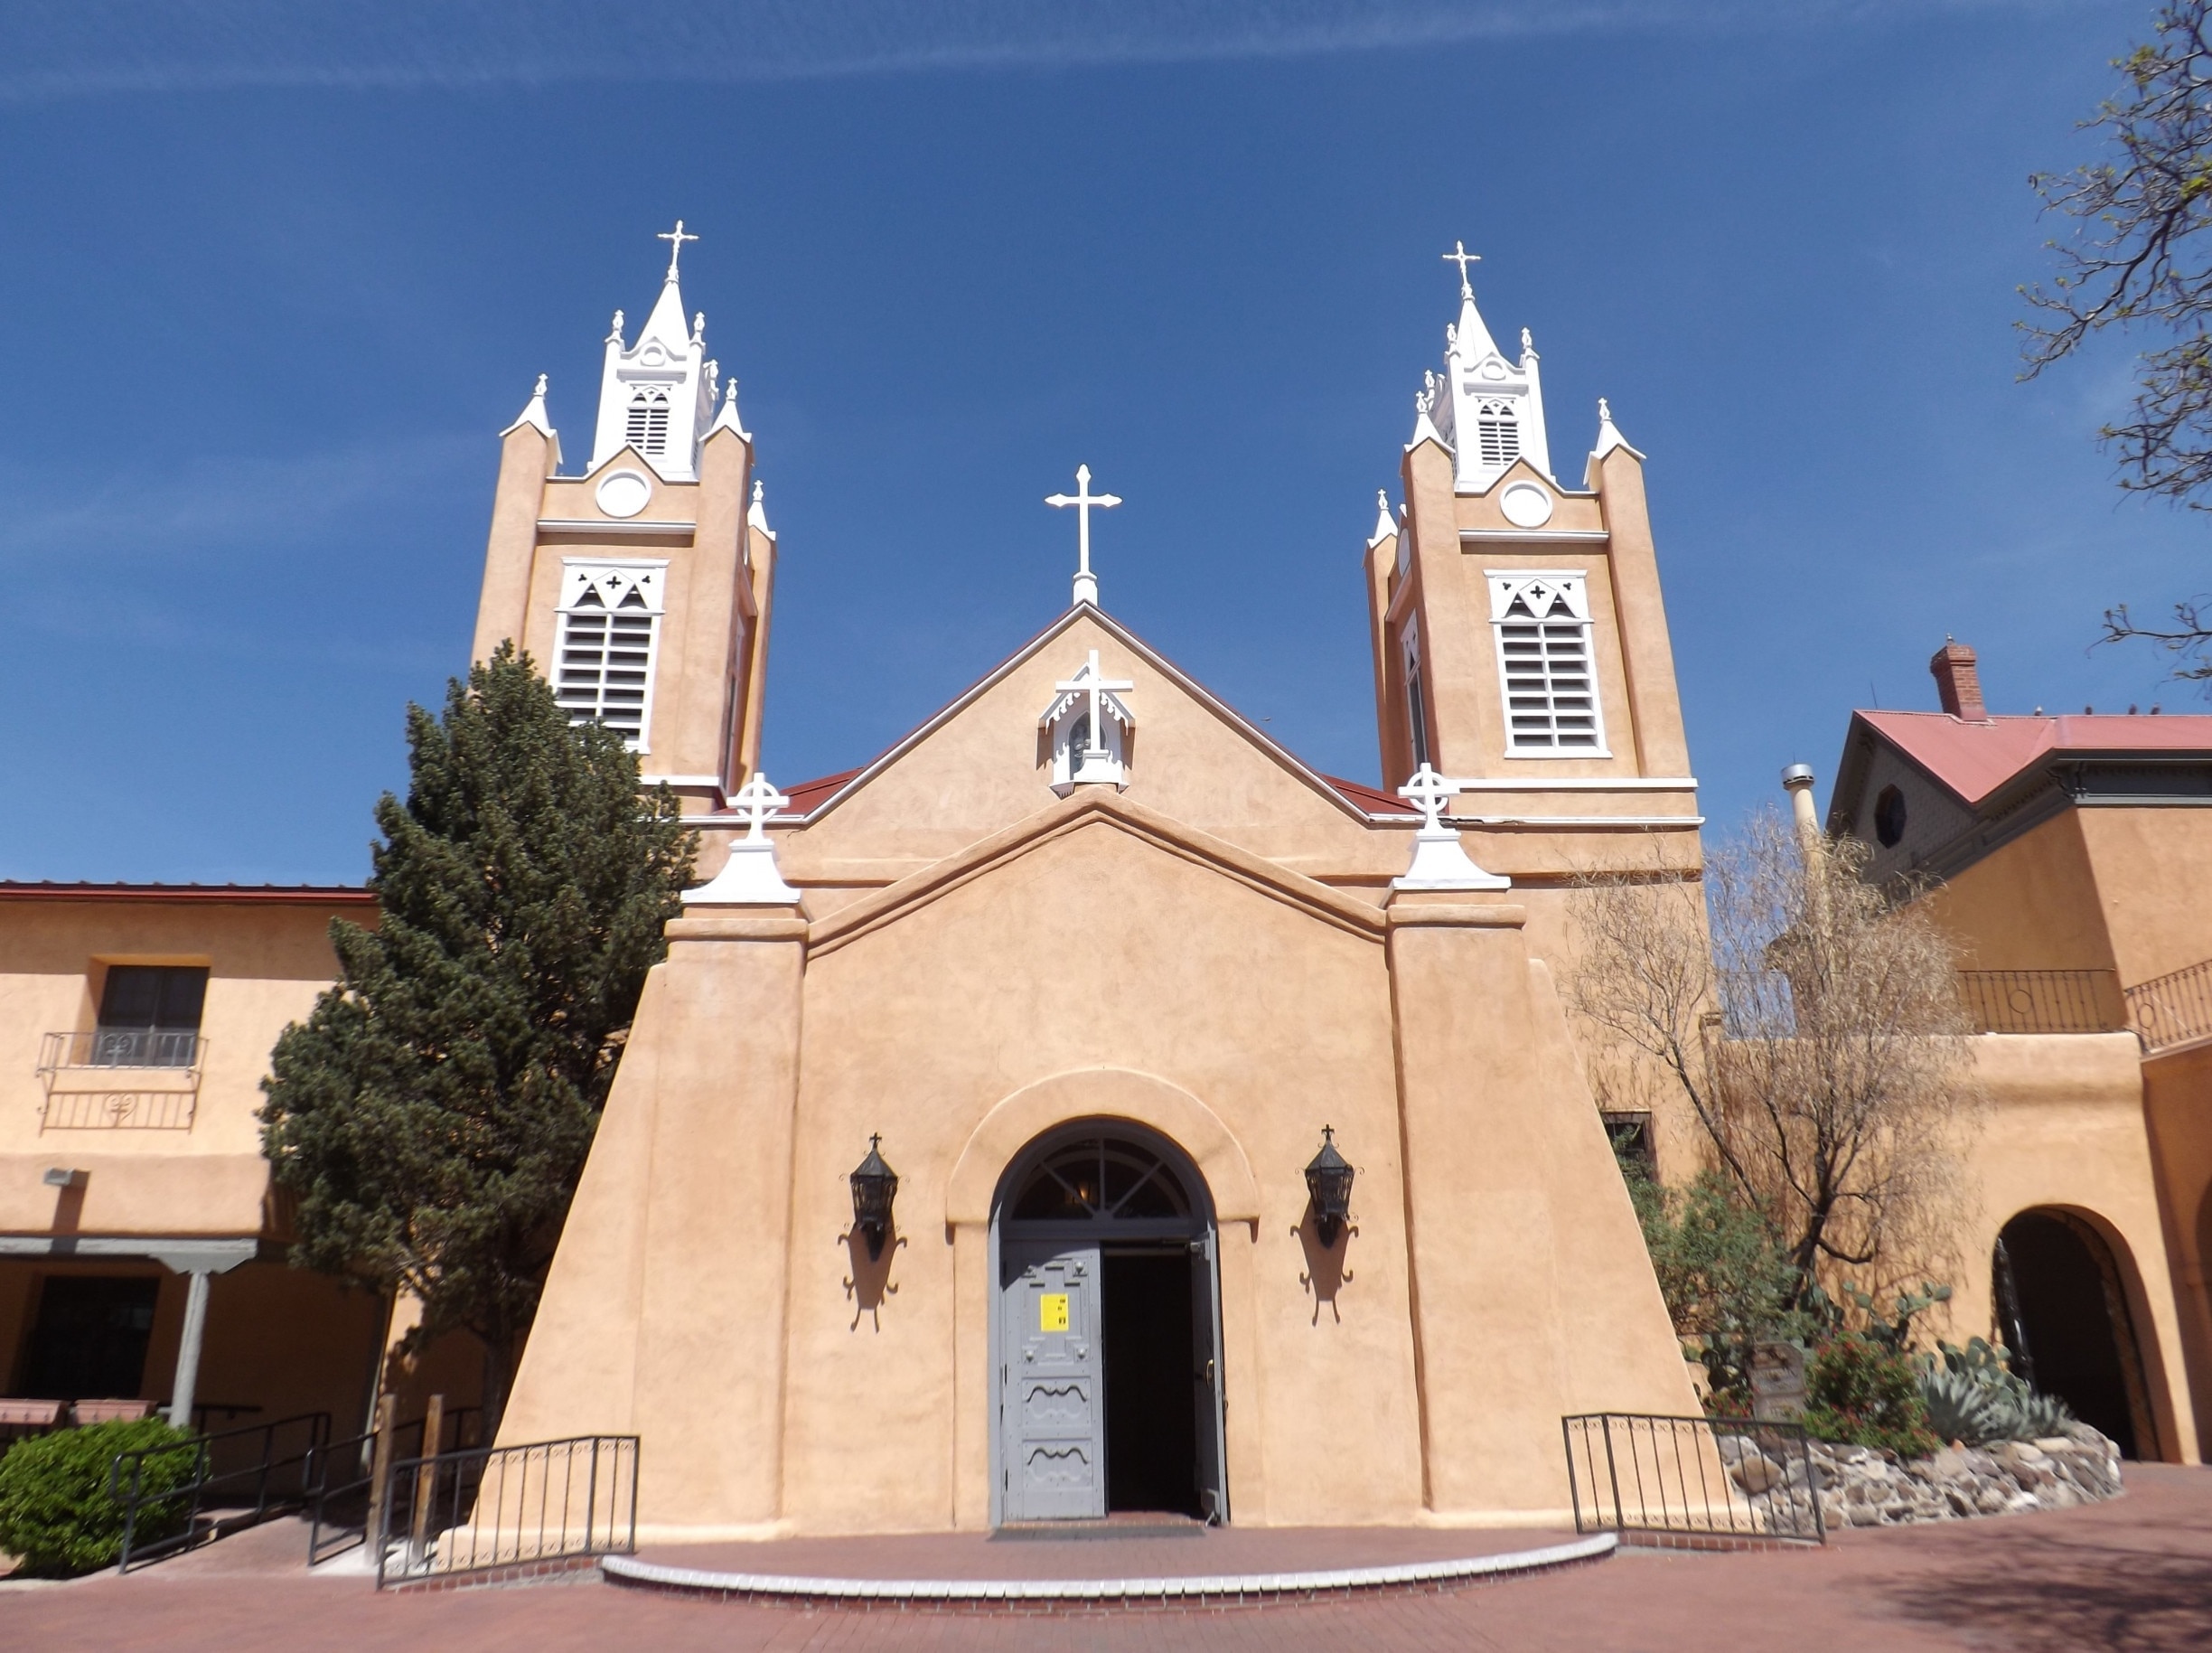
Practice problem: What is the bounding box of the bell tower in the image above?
[1363,248,1692,822]
[470,223,778,817]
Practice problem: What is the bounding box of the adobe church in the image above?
[481,229,1705,1535]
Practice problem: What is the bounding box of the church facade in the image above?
[487,237,1705,1534]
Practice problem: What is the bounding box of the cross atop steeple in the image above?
[1045,464,1122,608]
[658,219,698,280]
[1442,239,1480,300]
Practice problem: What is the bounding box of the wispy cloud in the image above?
[0,1,2085,102]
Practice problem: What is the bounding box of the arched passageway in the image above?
[991,1124,1227,1526]
[1994,1210,2157,1460]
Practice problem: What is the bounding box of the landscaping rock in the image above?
[1797,1423,2123,1529]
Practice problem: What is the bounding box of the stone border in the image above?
[600,1531,1617,1611]
[1809,1427,2125,1528]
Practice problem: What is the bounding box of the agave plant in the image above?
[1915,1338,2075,1447]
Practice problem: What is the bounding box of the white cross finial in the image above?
[658,219,698,279]
[1045,464,1122,607]
[1442,239,1480,300]
[1053,648,1137,761]
[730,771,791,841]
[1398,763,1463,832]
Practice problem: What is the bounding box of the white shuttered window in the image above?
[1488,573,1606,755]
[555,561,667,749]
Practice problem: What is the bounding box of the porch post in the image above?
[166,1269,211,1430]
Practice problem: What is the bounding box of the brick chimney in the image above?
[1928,637,1988,721]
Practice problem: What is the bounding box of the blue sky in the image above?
[0,1,2201,882]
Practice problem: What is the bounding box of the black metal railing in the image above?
[304,1405,482,1567]
[1562,1413,1824,1545]
[40,1028,204,1070]
[1956,970,2122,1035]
[374,1434,638,1588]
[109,1411,332,1572]
[2127,957,2212,1053]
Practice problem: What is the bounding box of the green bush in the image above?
[1802,1332,1942,1459]
[1624,1167,1805,1411]
[0,1418,199,1576]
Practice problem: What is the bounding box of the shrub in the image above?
[1625,1167,1804,1411]
[1802,1332,1942,1459]
[0,1418,198,1576]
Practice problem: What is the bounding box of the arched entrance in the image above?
[991,1123,1228,1526]
[1993,1209,2157,1459]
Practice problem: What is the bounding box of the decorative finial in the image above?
[1520,326,1533,355]
[657,219,698,279]
[1598,397,1613,424]
[1445,323,1457,350]
[726,378,738,405]
[1442,239,1480,299]
[1045,464,1122,609]
[607,308,625,344]
[1377,488,1389,512]
[534,373,548,397]
[753,476,764,502]
[691,311,706,343]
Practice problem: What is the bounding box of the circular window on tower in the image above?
[1499,480,1554,529]
[595,468,652,519]
[1874,784,1907,848]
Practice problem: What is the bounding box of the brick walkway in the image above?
[3,1465,2207,1651]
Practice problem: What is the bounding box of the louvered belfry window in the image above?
[555,562,666,748]
[624,390,670,456]
[1489,574,1604,754]
[1476,399,1521,468]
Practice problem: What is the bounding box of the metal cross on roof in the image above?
[730,771,791,841]
[658,219,698,278]
[1045,464,1122,607]
[1398,762,1464,832]
[1442,239,1481,299]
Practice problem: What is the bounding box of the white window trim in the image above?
[1487,570,1610,759]
[555,557,669,754]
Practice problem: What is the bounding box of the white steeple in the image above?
[589,221,718,483]
[1424,242,1552,494]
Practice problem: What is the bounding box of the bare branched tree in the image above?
[1571,812,1980,1310]
[2025,3,2212,672]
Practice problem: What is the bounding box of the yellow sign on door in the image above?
[1039,1292,1070,1332]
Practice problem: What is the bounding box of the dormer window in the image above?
[555,560,667,749]
[625,389,670,456]
[1488,573,1605,756]
[1476,399,1521,468]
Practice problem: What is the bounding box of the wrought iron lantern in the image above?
[1304,1125,1354,1248]
[849,1133,899,1259]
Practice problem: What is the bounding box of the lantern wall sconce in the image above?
[1303,1125,1355,1248]
[849,1133,899,1260]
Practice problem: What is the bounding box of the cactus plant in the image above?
[1913,1338,2075,1446]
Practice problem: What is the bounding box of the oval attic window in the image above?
[1874,784,1907,848]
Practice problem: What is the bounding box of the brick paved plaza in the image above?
[3,1464,2207,1651]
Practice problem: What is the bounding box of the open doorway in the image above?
[1995,1210,2157,1460]
[995,1128,1227,1526]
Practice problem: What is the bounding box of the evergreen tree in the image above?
[260,644,696,1432]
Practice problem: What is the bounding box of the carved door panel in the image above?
[999,1244,1105,1521]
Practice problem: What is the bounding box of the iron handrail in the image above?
[1955,969,2122,1035]
[305,1405,483,1566]
[108,1410,332,1572]
[373,1433,638,1588]
[1562,1412,1824,1545]
[2126,956,2212,1052]
[37,1028,205,1073]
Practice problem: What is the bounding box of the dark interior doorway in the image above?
[21,1275,160,1401]
[1996,1212,2146,1459]
[1101,1249,1198,1517]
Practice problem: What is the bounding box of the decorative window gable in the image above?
[555,559,667,750]
[1487,572,1606,756]
[1040,651,1135,794]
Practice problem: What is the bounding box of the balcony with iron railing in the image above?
[34,1028,206,1131]
[1955,970,2125,1036]
[2124,958,2212,1055]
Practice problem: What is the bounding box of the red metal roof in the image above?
[0,881,375,906]
[1861,710,2212,806]
[1324,774,1418,815]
